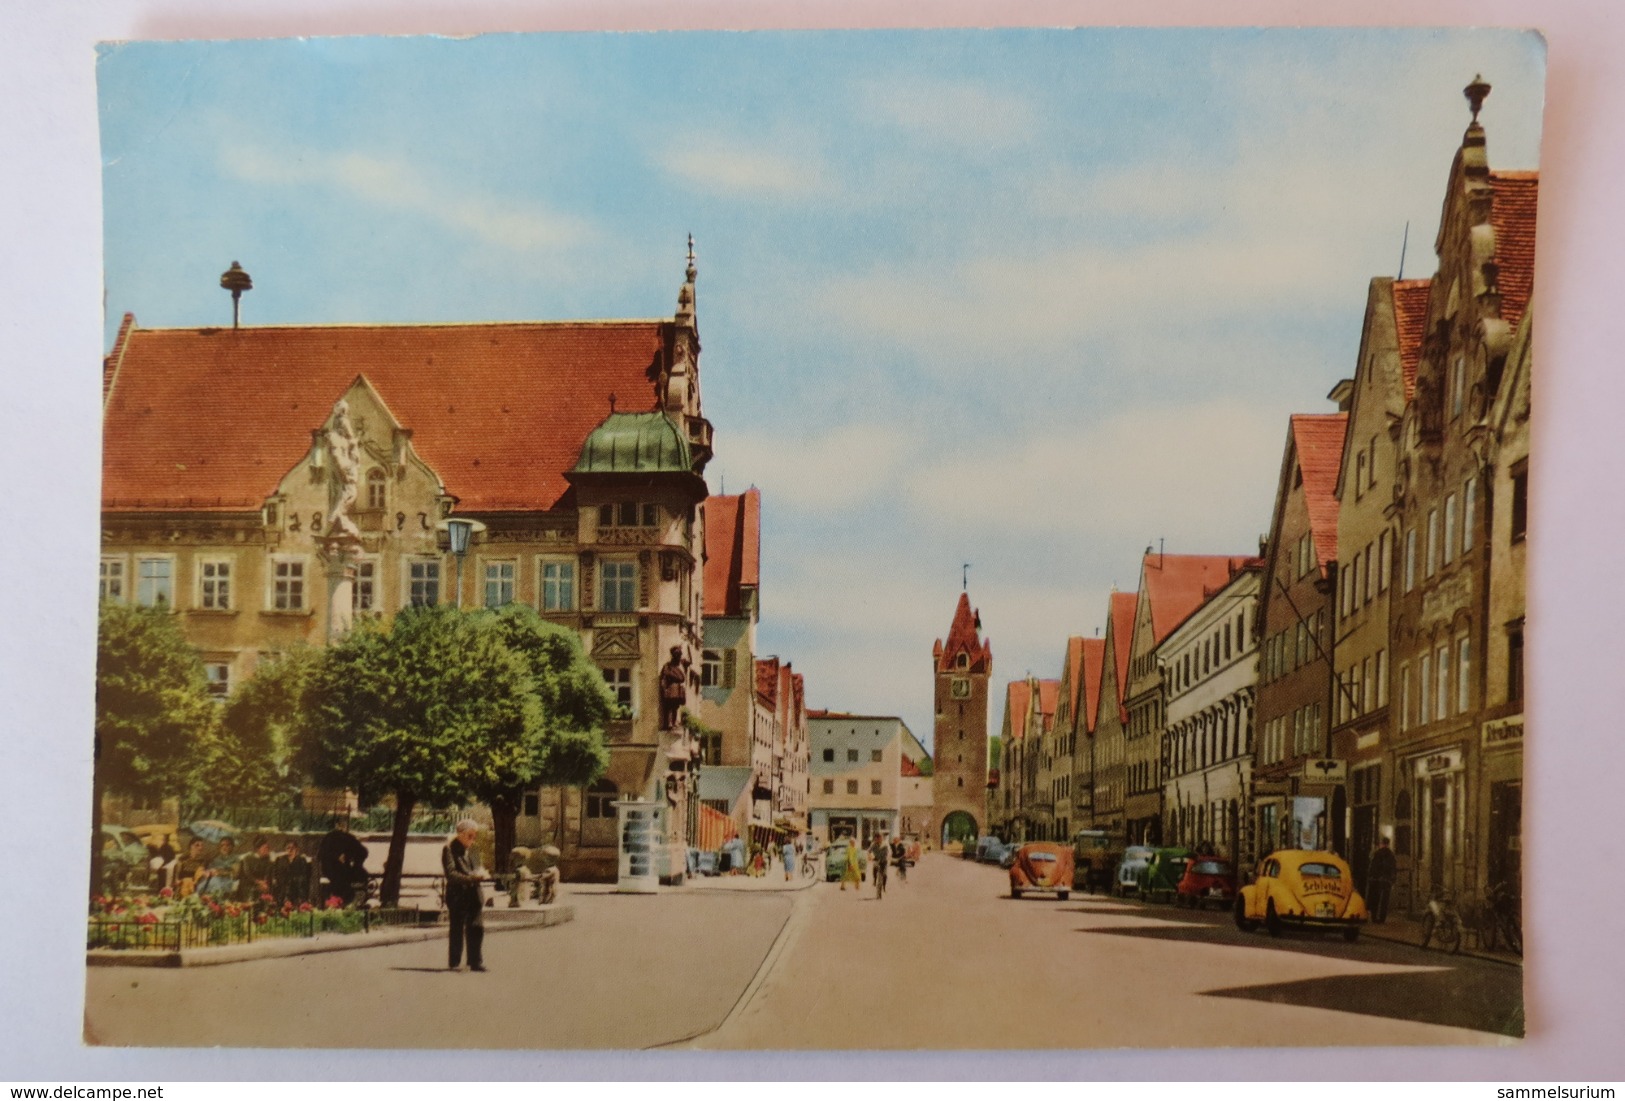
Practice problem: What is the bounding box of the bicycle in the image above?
[800,850,820,880]
[873,859,887,900]
[1420,886,1464,953]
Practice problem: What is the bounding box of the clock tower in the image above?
[931,591,992,847]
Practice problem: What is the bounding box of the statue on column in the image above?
[324,399,363,542]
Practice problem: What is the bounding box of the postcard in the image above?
[85,25,1540,1051]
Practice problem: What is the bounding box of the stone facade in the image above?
[931,593,992,845]
[807,713,927,847]
[1086,592,1137,838]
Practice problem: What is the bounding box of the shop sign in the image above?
[1482,716,1524,748]
[1415,747,1464,776]
[1302,758,1346,784]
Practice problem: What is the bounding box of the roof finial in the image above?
[962,563,971,592]
[686,233,697,282]
[219,261,252,330]
[675,235,697,326]
[1465,73,1491,123]
[608,392,618,413]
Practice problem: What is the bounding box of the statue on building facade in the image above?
[324,399,364,542]
[658,645,690,732]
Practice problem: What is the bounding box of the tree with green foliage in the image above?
[483,604,613,862]
[191,645,320,807]
[94,602,217,898]
[297,604,544,906]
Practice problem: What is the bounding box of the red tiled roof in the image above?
[790,672,805,723]
[755,657,779,708]
[1004,680,1032,742]
[1108,592,1137,721]
[1141,553,1259,643]
[102,318,671,513]
[1291,414,1348,572]
[934,591,992,674]
[900,755,923,777]
[1391,279,1432,400]
[1036,679,1059,722]
[703,488,760,617]
[1079,638,1106,734]
[1490,171,1538,332]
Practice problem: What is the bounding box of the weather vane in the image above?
[962,563,971,591]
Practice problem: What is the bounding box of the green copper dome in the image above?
[573,412,693,474]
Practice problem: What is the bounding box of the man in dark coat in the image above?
[1366,836,1398,924]
[235,836,277,903]
[442,819,488,971]
[273,840,314,906]
[317,819,369,906]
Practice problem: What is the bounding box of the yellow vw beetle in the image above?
[1234,850,1368,942]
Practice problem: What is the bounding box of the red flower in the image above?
[326,896,345,910]
[260,893,275,903]
[137,912,159,925]
[255,913,268,925]
[158,887,174,899]
[298,902,313,913]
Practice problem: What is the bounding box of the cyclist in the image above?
[869,833,890,900]
[890,836,908,884]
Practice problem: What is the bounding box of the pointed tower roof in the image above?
[934,591,992,674]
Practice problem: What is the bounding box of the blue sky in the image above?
[98,27,1544,748]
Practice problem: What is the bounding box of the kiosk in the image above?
[615,799,662,894]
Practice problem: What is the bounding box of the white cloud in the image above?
[657,139,831,199]
[858,76,1038,152]
[713,422,923,513]
[220,144,594,252]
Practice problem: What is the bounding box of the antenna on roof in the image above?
[1397,220,1410,281]
[608,392,617,413]
[962,563,971,592]
[1159,537,1165,568]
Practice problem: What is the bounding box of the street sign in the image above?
[1302,758,1346,784]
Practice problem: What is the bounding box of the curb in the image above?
[1356,919,1523,967]
[87,904,574,969]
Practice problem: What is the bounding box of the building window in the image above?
[1426,510,1440,577]
[1507,622,1524,705]
[1355,452,1367,499]
[204,661,230,701]
[846,779,859,795]
[483,561,516,607]
[271,559,304,611]
[600,560,636,612]
[599,502,658,528]
[1510,462,1528,543]
[198,560,232,610]
[1419,654,1431,725]
[523,792,540,817]
[1399,663,1410,731]
[1377,530,1391,593]
[822,748,834,762]
[871,749,883,763]
[408,560,439,607]
[136,557,173,608]
[1361,656,1372,713]
[701,649,721,687]
[1443,495,1457,565]
[870,780,883,796]
[1456,633,1471,714]
[1362,543,1373,605]
[1376,648,1388,707]
[1404,530,1416,591]
[366,468,387,510]
[1463,476,1478,554]
[823,779,835,795]
[540,559,576,612]
[99,558,126,603]
[847,748,858,763]
[353,559,376,613]
[600,666,633,715]
[1436,644,1451,722]
[585,779,618,818]
[1450,355,1465,419]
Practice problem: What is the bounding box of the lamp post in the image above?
[447,518,474,608]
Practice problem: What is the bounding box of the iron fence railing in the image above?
[87,906,440,951]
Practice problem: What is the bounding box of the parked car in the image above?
[1176,856,1238,910]
[1071,829,1121,893]
[1113,845,1155,897]
[975,836,1011,865]
[1137,847,1195,903]
[1234,849,1368,941]
[1009,842,1074,900]
[824,839,867,882]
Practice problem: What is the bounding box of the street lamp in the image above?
[446,518,474,608]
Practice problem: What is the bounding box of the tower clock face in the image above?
[950,677,971,699]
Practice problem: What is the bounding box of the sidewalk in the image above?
[684,870,819,893]
[1357,909,1523,966]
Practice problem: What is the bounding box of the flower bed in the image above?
[87,889,431,950]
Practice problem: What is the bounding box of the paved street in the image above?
[695,854,1520,1050]
[85,855,1520,1050]
[84,888,792,1049]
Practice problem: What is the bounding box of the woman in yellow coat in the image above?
[840,836,862,891]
